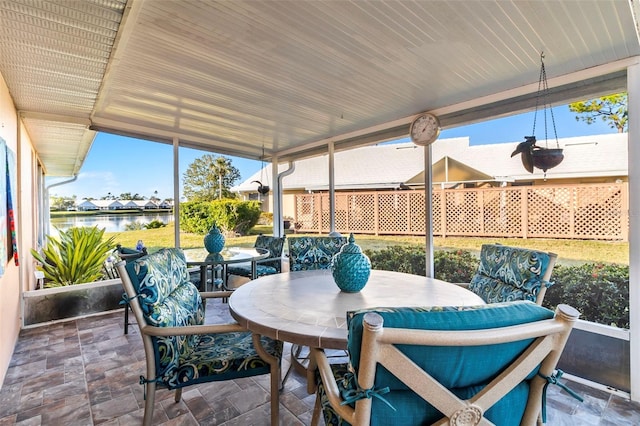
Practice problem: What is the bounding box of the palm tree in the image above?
[213,156,230,200]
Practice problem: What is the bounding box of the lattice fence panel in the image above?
[527,187,573,238]
[293,183,627,240]
[408,192,426,233]
[295,194,317,230]
[319,194,331,231]
[444,190,481,235]
[482,188,523,236]
[378,193,410,234]
[334,194,350,231]
[432,191,442,235]
[347,193,376,233]
[574,185,623,239]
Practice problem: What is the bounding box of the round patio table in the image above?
[229,269,486,350]
[186,247,269,291]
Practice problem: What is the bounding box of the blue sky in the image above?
[48,104,616,201]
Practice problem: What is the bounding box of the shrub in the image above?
[30,226,116,287]
[144,219,166,229]
[544,263,629,329]
[258,212,273,225]
[364,245,478,282]
[180,199,261,236]
[364,245,630,329]
[124,222,144,231]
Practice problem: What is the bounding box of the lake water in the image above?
[50,212,174,234]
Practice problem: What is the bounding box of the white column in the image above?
[329,141,336,233]
[628,63,640,402]
[424,144,434,278]
[272,156,281,237]
[173,137,180,248]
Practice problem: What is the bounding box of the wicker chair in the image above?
[309,301,580,426]
[116,248,282,426]
[464,244,558,305]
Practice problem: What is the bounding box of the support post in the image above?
[627,63,640,402]
[173,137,180,248]
[424,144,434,278]
[329,141,336,233]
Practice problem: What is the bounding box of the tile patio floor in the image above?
[1,300,640,425]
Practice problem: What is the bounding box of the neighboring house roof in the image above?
[77,200,98,208]
[89,200,124,208]
[233,133,628,192]
[121,200,158,208]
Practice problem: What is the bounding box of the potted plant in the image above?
[30,226,116,286]
[25,226,120,325]
[283,216,293,230]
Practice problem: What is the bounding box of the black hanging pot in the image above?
[252,180,270,195]
[532,147,564,172]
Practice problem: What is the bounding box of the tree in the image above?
[568,93,627,133]
[118,192,144,200]
[50,194,76,210]
[183,154,241,201]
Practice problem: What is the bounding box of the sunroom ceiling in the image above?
[1,0,638,176]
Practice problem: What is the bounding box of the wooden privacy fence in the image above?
[294,182,629,241]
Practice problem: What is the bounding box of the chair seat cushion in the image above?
[159,332,283,389]
[227,263,277,277]
[469,274,537,303]
[347,301,554,390]
[317,363,529,426]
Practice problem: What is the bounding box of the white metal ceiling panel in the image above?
[1,0,639,175]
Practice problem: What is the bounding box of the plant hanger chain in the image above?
[531,52,560,149]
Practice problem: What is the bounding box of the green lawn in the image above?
[106,224,629,265]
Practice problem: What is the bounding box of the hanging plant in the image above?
[511,52,564,177]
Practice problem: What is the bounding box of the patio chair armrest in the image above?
[310,347,356,424]
[256,256,281,264]
[140,322,246,337]
[200,291,234,299]
[452,282,471,289]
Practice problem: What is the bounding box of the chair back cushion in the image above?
[255,234,286,271]
[344,301,555,425]
[124,248,205,381]
[469,244,551,303]
[288,236,347,271]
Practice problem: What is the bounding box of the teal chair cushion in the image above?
[255,234,286,272]
[332,301,555,425]
[227,235,285,278]
[288,236,347,271]
[227,263,278,277]
[124,248,282,390]
[469,244,552,303]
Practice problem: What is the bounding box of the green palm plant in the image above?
[30,226,116,287]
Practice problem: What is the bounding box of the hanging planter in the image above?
[253,146,270,195]
[512,52,564,177]
[252,180,270,195]
[532,147,564,172]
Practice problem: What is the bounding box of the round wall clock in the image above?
[410,113,440,146]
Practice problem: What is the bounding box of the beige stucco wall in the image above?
[0,71,38,387]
